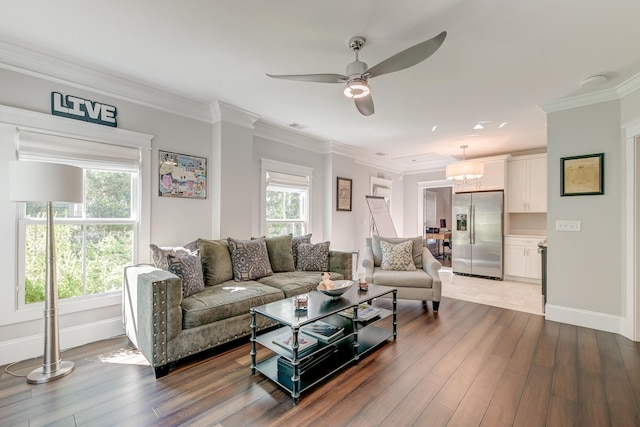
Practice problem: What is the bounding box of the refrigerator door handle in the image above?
[468,205,473,245]
[471,204,476,245]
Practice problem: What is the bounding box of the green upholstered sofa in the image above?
[123,236,353,377]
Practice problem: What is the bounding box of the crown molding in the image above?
[253,120,328,154]
[353,157,402,175]
[0,40,212,123]
[210,101,259,128]
[540,88,620,113]
[0,104,154,148]
[326,140,357,158]
[541,73,640,113]
[617,72,640,98]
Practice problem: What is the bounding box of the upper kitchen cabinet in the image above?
[452,155,510,193]
[507,154,547,213]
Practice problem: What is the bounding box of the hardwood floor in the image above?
[2,297,639,426]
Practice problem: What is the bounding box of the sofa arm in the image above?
[362,245,374,284]
[421,248,442,301]
[328,250,354,280]
[123,265,183,369]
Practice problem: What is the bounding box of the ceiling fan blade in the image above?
[355,94,374,116]
[266,73,347,83]
[365,31,447,79]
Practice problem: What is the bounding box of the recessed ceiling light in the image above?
[432,125,437,132]
[473,123,484,130]
[498,122,508,128]
[288,122,308,130]
[580,74,608,87]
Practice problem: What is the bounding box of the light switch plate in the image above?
[556,220,581,231]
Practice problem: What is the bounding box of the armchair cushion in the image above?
[379,240,416,271]
[371,268,434,288]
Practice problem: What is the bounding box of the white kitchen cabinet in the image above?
[504,236,543,282]
[507,154,547,212]
[453,155,509,193]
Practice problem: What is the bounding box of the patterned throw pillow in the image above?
[150,242,197,271]
[296,241,330,272]
[379,240,417,271]
[227,237,274,281]
[167,251,205,298]
[372,236,423,268]
[292,234,312,270]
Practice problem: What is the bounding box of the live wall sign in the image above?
[50,92,117,127]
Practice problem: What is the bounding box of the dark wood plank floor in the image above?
[2,297,639,426]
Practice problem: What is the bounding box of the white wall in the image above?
[0,67,365,364]
[547,100,622,316]
[0,68,215,364]
[545,90,640,339]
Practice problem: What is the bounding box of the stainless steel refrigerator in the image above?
[452,191,503,279]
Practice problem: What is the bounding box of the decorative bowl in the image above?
[317,280,354,299]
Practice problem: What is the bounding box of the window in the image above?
[17,130,144,306]
[261,159,312,237]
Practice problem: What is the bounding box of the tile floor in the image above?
[439,267,544,316]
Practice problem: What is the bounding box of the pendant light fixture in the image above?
[445,145,484,185]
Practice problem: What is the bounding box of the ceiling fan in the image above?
[266,31,447,116]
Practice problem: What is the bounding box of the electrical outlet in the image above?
[555,220,581,231]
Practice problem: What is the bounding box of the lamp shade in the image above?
[445,160,484,182]
[9,160,83,203]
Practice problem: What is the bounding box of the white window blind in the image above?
[266,170,309,189]
[18,130,141,171]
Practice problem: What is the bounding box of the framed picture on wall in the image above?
[159,150,207,199]
[336,177,352,211]
[561,153,604,196]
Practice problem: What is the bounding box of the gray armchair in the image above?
[362,236,442,312]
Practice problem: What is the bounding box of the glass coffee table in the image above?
[250,283,397,404]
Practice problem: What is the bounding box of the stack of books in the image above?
[339,304,380,321]
[277,345,338,388]
[301,320,345,343]
[271,330,318,355]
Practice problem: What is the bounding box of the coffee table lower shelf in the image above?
[254,325,393,396]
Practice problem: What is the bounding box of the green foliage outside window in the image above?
[266,187,306,237]
[23,170,134,304]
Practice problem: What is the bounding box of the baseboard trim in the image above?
[545,304,623,335]
[0,317,124,365]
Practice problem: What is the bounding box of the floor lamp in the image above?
[9,160,84,384]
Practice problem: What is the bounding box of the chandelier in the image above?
[445,145,484,185]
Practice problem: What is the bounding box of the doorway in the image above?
[418,180,453,266]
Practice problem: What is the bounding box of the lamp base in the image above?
[27,360,74,384]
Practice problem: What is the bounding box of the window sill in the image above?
[0,292,122,326]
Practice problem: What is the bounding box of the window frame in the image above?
[17,168,138,308]
[260,158,312,237]
[0,106,152,322]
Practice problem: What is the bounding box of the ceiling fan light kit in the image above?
[266,31,447,115]
[344,78,370,98]
[446,145,484,185]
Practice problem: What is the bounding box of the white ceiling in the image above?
[2,1,640,171]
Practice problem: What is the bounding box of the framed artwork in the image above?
[336,177,352,211]
[561,153,604,196]
[159,150,207,199]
